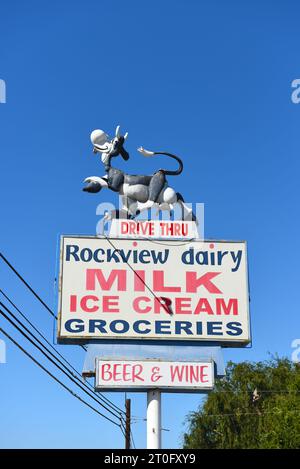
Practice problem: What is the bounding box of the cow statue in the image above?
[83,125,195,221]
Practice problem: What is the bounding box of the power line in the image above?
[209,389,300,394]
[0,289,125,416]
[103,236,172,314]
[0,252,86,351]
[130,430,136,449]
[0,303,123,421]
[0,253,56,318]
[0,254,125,415]
[131,417,147,423]
[199,408,300,419]
[120,417,126,439]
[0,243,172,423]
[0,326,121,427]
[0,249,137,442]
[0,289,81,370]
[120,413,137,449]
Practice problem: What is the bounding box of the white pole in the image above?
[147,390,161,449]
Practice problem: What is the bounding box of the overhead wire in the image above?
[199,408,300,419]
[0,289,125,416]
[0,326,121,427]
[103,236,173,314]
[130,430,136,449]
[0,303,122,421]
[0,253,56,318]
[0,250,141,445]
[0,253,125,415]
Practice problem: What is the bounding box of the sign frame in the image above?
[57,235,251,347]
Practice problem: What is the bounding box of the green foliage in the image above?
[183,358,300,449]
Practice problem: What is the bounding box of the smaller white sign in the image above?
[109,219,198,239]
[95,359,214,392]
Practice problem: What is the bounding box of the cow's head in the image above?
[90,125,129,164]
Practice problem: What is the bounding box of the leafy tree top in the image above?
[183,357,300,449]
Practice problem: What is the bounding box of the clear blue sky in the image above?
[1,0,300,449]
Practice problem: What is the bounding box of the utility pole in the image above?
[125,398,131,449]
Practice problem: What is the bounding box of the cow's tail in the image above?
[138,147,183,176]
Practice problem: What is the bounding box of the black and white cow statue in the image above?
[83,125,195,221]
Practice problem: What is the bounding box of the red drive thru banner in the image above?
[57,236,250,345]
[95,359,214,392]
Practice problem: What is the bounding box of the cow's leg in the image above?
[121,195,139,218]
[176,194,197,222]
[135,171,166,211]
[149,171,166,202]
[83,176,108,193]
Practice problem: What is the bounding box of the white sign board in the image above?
[57,236,250,345]
[95,359,214,392]
[109,219,199,240]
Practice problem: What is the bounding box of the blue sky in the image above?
[1,0,300,449]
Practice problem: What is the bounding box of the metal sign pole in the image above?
[147,390,161,449]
